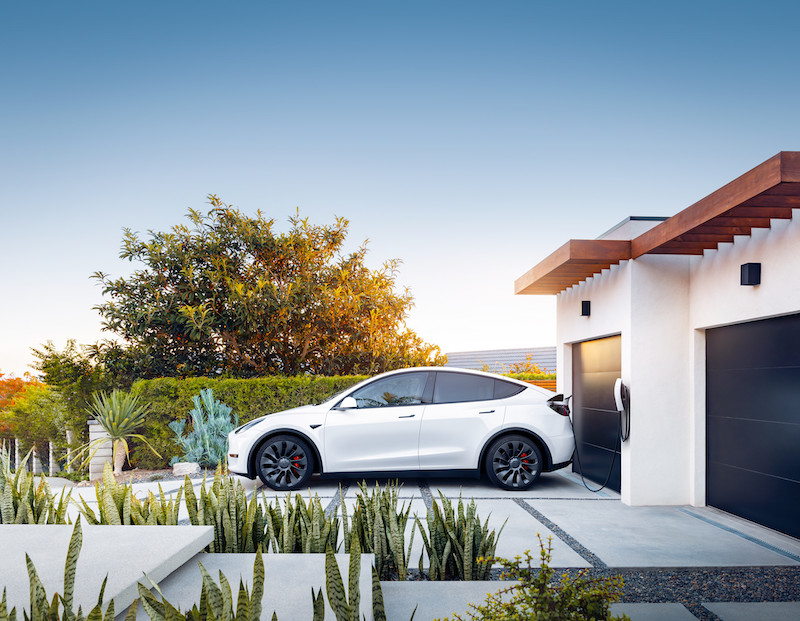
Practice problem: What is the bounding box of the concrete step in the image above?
[142,553,374,621]
[0,524,213,617]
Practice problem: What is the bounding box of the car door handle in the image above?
[479,409,495,414]
[398,414,415,418]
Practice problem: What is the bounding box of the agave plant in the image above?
[70,390,160,475]
[169,389,238,468]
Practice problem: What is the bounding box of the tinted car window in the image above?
[494,379,526,399]
[351,372,428,408]
[433,372,495,403]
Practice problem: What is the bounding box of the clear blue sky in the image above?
[2,1,799,375]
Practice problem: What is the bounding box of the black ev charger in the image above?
[567,378,630,493]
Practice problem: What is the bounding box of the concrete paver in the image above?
[381,581,519,621]
[530,499,799,567]
[703,602,800,620]
[470,498,590,567]
[610,603,697,620]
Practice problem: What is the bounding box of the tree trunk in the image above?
[113,439,126,475]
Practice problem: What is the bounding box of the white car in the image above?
[227,367,574,491]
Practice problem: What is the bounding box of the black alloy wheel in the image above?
[256,434,314,490]
[486,434,543,490]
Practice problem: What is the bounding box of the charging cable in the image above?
[566,395,624,493]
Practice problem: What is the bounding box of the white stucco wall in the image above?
[554,214,800,507]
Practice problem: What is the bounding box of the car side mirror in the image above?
[338,396,358,410]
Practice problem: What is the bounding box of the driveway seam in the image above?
[513,498,606,568]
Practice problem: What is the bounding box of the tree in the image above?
[4,384,67,453]
[0,370,43,437]
[30,340,116,442]
[93,197,445,377]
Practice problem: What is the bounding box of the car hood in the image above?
[269,404,323,418]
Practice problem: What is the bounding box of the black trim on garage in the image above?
[707,313,800,539]
[572,335,621,492]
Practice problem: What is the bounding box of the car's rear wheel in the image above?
[255,434,314,490]
[485,434,542,490]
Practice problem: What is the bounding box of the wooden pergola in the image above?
[515,152,800,295]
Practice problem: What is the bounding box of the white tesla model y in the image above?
[227,367,574,491]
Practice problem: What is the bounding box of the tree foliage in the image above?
[30,340,118,441]
[3,384,67,451]
[93,197,445,377]
[0,370,44,436]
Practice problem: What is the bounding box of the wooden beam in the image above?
[648,246,706,255]
[722,206,793,219]
[708,217,772,228]
[655,241,719,250]
[692,225,754,236]
[631,153,787,258]
[678,234,735,243]
[514,239,630,295]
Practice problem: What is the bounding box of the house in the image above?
[514,152,800,539]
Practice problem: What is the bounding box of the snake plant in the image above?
[416,492,505,580]
[0,448,70,524]
[340,480,416,580]
[75,463,181,526]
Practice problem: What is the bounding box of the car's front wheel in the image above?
[255,434,314,490]
[485,434,542,490]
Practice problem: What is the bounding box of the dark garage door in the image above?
[707,314,800,539]
[572,335,621,492]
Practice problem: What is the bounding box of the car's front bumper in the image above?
[227,430,254,478]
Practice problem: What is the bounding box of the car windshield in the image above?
[315,382,363,406]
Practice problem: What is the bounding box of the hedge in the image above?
[129,375,367,469]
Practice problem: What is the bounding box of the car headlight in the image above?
[234,416,266,434]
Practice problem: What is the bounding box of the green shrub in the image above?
[438,536,629,621]
[169,389,238,467]
[504,372,557,381]
[129,375,365,468]
[417,492,504,581]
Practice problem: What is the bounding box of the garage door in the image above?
[572,335,621,492]
[707,314,800,539]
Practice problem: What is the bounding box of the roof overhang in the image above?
[515,152,800,295]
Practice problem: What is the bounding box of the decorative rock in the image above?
[172,462,201,476]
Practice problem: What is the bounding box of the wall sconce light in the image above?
[581,301,591,316]
[741,263,761,286]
